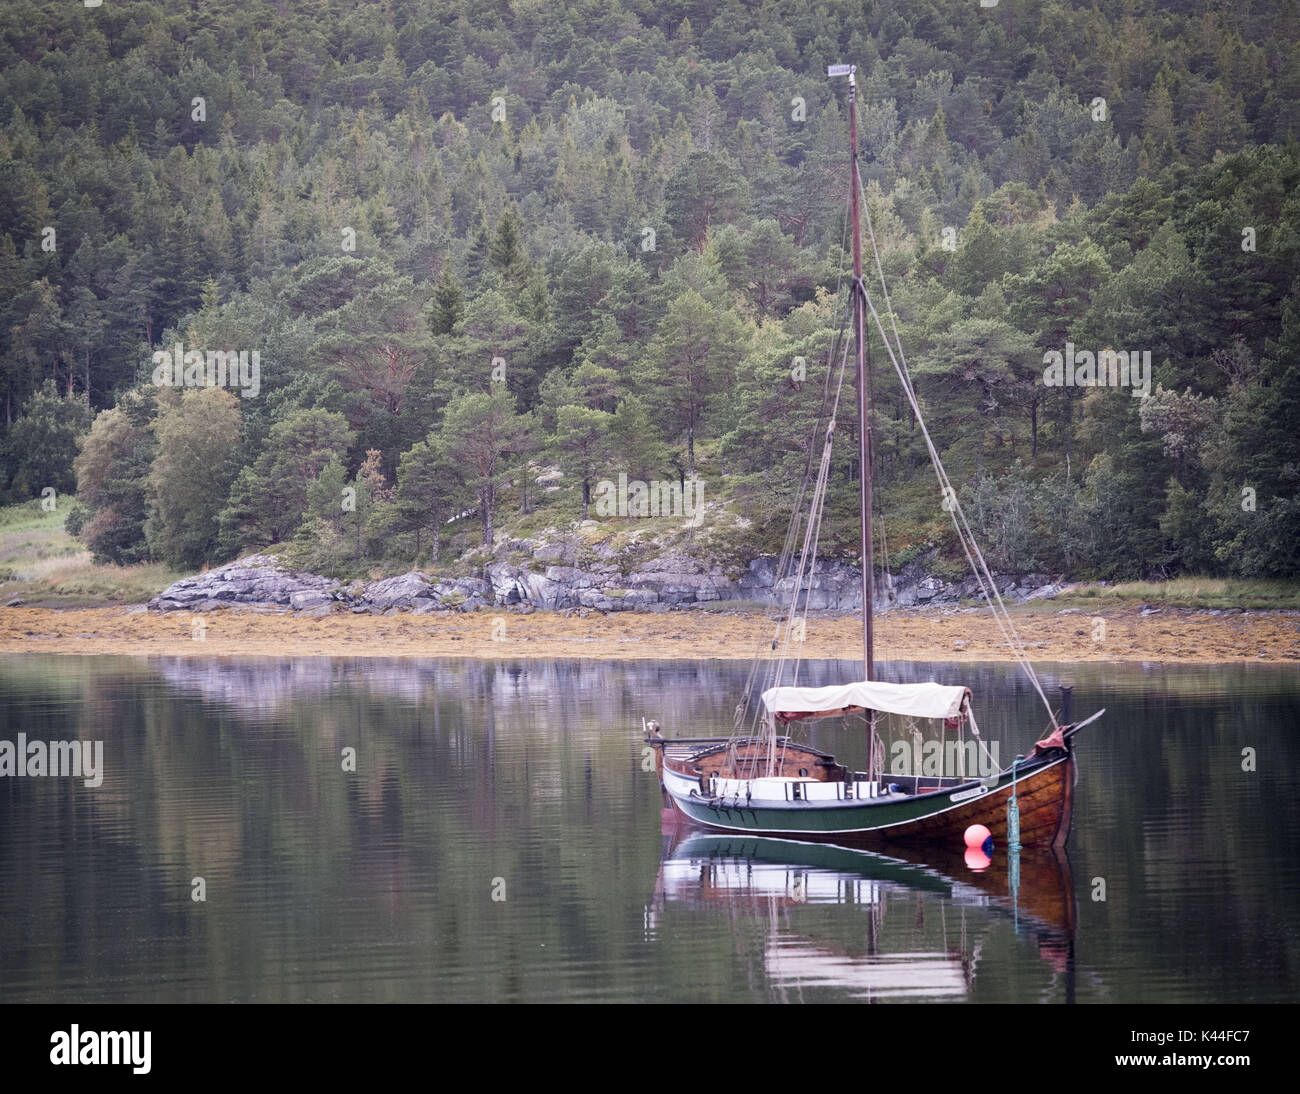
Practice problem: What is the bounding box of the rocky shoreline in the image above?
[147,551,1069,615]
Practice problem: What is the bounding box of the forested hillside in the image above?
[1,0,1297,582]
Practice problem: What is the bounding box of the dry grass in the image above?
[1046,578,1300,612]
[0,498,184,606]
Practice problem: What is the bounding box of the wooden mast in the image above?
[842,64,874,680]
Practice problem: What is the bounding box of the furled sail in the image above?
[762,681,969,722]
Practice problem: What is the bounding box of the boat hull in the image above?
[664,748,1074,849]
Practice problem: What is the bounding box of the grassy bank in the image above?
[1039,578,1300,613]
[0,499,183,607]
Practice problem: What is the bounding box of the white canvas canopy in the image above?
[762,680,970,721]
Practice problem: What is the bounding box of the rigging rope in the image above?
[855,173,1060,730]
[733,196,855,746]
[725,124,1062,787]
[752,310,854,773]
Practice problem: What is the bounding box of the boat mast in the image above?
[833,63,875,680]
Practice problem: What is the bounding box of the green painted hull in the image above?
[666,749,1070,844]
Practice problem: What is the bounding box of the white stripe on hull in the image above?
[665,754,1068,837]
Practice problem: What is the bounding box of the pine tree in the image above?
[396,434,465,563]
[635,289,747,476]
[555,404,614,520]
[428,270,463,335]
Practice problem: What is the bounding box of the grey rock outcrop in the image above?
[148,555,346,612]
[149,550,1069,615]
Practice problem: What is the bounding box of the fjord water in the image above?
[0,654,1296,1004]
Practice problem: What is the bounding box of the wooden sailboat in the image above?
[646,64,1101,850]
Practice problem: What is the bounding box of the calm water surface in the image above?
[0,655,1296,1003]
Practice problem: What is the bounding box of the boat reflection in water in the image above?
[648,810,1078,1002]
